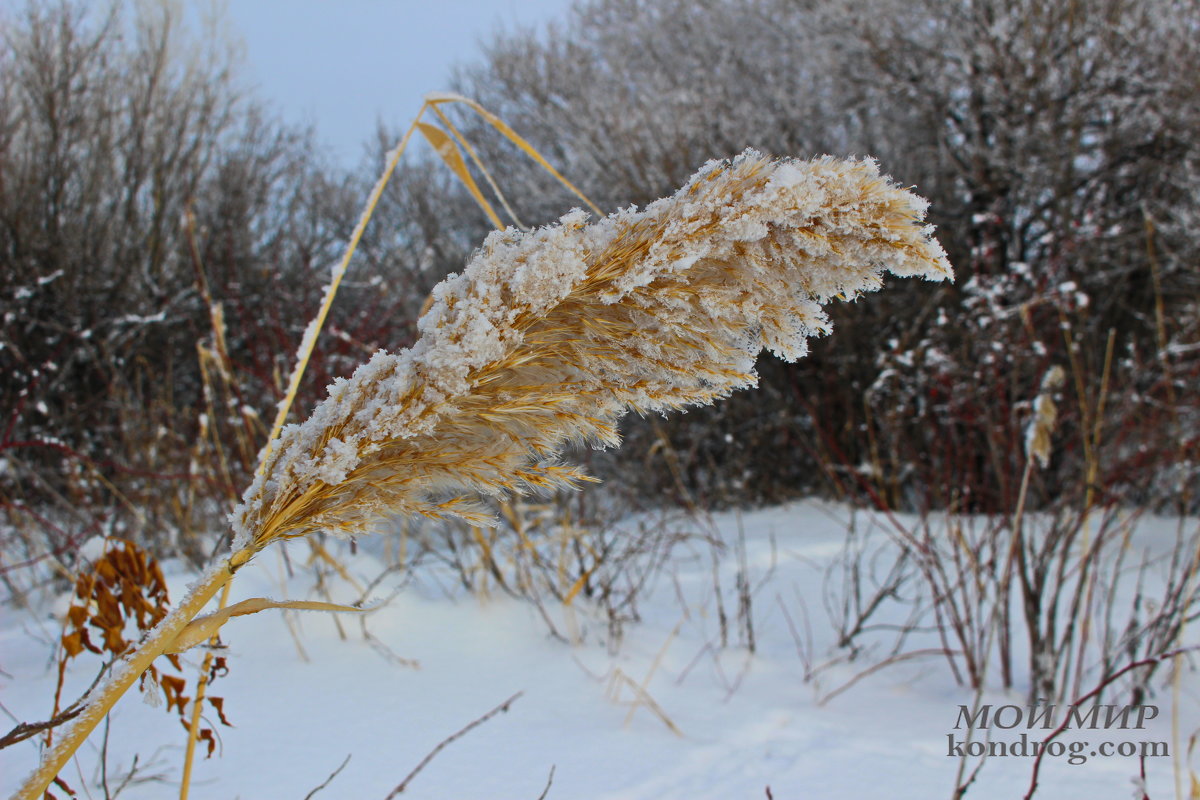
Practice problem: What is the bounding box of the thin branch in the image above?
[818,648,956,706]
[1023,647,1197,800]
[0,660,110,750]
[534,765,555,800]
[0,707,86,751]
[384,691,524,799]
[303,754,351,800]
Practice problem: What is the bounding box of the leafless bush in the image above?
[387,490,707,649]
[820,510,924,662]
[811,505,1200,707]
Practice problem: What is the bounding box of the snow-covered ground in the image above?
[3,501,1196,799]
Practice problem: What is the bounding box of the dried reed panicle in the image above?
[1026,365,1066,469]
[232,150,952,552]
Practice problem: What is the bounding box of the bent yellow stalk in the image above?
[16,150,951,799]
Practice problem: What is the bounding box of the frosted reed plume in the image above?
[17,149,952,800]
[233,150,952,552]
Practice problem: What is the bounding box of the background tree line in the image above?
[3,0,1198,568]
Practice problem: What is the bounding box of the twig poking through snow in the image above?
[534,765,556,800]
[302,754,352,800]
[384,691,524,798]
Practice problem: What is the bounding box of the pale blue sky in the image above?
[220,1,577,165]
